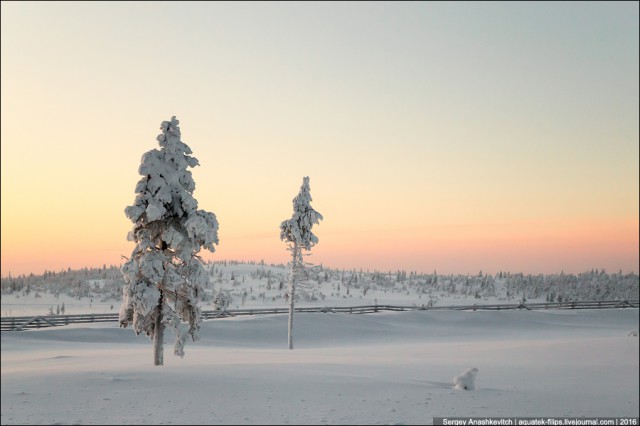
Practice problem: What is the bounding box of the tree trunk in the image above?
[154,293,164,366]
[288,243,297,350]
[288,283,295,350]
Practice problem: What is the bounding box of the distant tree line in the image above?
[3,264,637,305]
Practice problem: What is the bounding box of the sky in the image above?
[1,1,638,277]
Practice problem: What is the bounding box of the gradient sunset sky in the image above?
[2,2,638,277]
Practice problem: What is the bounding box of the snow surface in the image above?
[2,308,638,425]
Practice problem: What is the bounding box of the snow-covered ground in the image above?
[0,289,519,318]
[1,292,119,317]
[2,308,638,424]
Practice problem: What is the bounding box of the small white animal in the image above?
[453,367,478,390]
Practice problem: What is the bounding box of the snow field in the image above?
[2,309,638,424]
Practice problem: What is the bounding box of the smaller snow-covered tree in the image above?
[119,116,219,366]
[280,176,323,350]
[213,290,232,311]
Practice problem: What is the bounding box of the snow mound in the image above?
[454,367,479,390]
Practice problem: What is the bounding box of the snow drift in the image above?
[453,367,479,390]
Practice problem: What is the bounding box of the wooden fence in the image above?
[2,299,638,332]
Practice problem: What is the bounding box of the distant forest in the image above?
[1,261,638,306]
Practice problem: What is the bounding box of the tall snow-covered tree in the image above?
[119,116,219,366]
[280,176,323,350]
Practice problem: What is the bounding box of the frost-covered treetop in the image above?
[280,176,323,250]
[123,116,219,259]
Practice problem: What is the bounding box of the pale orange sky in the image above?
[2,2,638,277]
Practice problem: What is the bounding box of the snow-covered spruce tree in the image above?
[280,176,323,350]
[119,116,219,366]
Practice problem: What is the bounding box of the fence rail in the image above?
[2,299,638,332]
